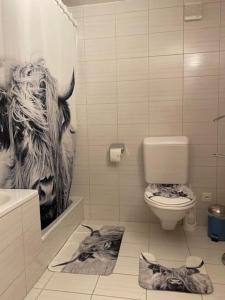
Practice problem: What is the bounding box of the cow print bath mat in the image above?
[49,225,125,276]
[139,253,213,294]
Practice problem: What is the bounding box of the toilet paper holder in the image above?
[109,143,125,153]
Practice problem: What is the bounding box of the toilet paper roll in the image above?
[110,148,122,163]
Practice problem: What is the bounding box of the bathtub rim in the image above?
[41,196,83,241]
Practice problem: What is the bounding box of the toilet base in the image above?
[161,220,177,230]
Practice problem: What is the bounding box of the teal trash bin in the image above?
[208,204,225,241]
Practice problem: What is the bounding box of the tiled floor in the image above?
[25,221,225,300]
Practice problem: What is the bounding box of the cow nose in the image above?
[38,177,56,206]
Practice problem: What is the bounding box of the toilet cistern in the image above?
[143,136,196,230]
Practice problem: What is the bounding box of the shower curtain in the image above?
[0,0,77,229]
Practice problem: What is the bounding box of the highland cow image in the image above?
[0,60,75,229]
[50,225,125,275]
[139,253,213,294]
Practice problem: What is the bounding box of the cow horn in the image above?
[141,253,150,264]
[82,224,101,237]
[52,255,79,268]
[58,71,75,102]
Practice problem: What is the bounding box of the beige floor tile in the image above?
[113,256,139,275]
[119,222,150,233]
[119,242,148,258]
[92,296,133,300]
[38,290,91,299]
[34,270,54,289]
[94,274,146,300]
[24,289,41,299]
[67,231,89,243]
[189,247,224,265]
[45,273,98,294]
[122,231,149,246]
[150,224,187,246]
[147,290,202,299]
[206,264,225,284]
[149,244,189,261]
[186,234,225,251]
[202,283,225,300]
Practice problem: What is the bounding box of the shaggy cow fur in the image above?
[139,253,213,294]
[0,60,75,228]
[52,225,125,275]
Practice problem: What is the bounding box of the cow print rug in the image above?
[139,253,213,294]
[49,225,125,276]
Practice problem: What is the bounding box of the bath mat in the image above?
[139,253,213,294]
[49,225,125,275]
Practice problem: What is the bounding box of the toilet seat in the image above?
[144,184,196,210]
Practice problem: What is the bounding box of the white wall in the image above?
[69,0,225,225]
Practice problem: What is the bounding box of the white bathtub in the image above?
[0,189,38,218]
[0,189,84,298]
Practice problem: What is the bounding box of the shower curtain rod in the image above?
[54,0,78,28]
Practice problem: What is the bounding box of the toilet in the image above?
[143,136,196,230]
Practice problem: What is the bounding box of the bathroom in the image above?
[0,0,225,299]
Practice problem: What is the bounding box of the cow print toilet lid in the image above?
[145,184,195,201]
[49,225,125,276]
[139,253,213,294]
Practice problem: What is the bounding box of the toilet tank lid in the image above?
[144,136,189,145]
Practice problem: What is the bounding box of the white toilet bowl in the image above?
[144,194,196,230]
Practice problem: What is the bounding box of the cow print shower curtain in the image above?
[0,0,77,229]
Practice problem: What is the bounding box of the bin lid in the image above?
[208,204,225,217]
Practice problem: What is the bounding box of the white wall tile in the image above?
[149,31,183,56]
[84,2,115,17]
[118,102,149,124]
[85,38,116,60]
[88,124,117,145]
[70,0,223,224]
[84,15,115,39]
[184,2,220,30]
[118,80,149,103]
[150,78,183,101]
[118,124,148,144]
[90,205,119,221]
[149,0,183,9]
[190,166,217,188]
[190,145,217,167]
[75,82,86,104]
[90,185,119,205]
[116,0,149,13]
[86,82,117,104]
[117,58,149,81]
[116,11,148,36]
[0,208,22,253]
[183,122,217,144]
[220,27,225,51]
[183,101,217,123]
[149,55,183,78]
[120,205,150,222]
[86,60,116,82]
[184,76,219,103]
[149,101,182,123]
[117,35,148,58]
[184,27,220,53]
[0,238,24,295]
[184,52,219,77]
[149,7,183,33]
[119,185,145,205]
[87,104,117,125]
[149,122,182,136]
